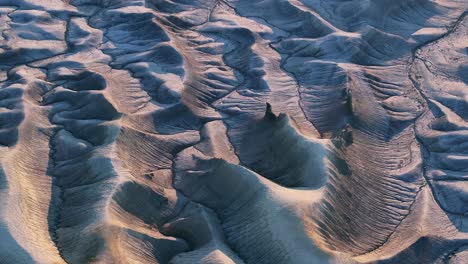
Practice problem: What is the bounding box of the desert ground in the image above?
[0,0,467,263]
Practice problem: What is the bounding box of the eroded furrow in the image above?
[0,0,467,263]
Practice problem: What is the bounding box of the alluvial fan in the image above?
[0,0,467,263]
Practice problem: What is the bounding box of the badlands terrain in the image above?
[0,0,467,263]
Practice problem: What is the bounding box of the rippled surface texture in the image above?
[0,0,467,263]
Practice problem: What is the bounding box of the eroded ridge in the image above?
[0,0,467,263]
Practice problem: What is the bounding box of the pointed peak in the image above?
[264,102,277,120]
